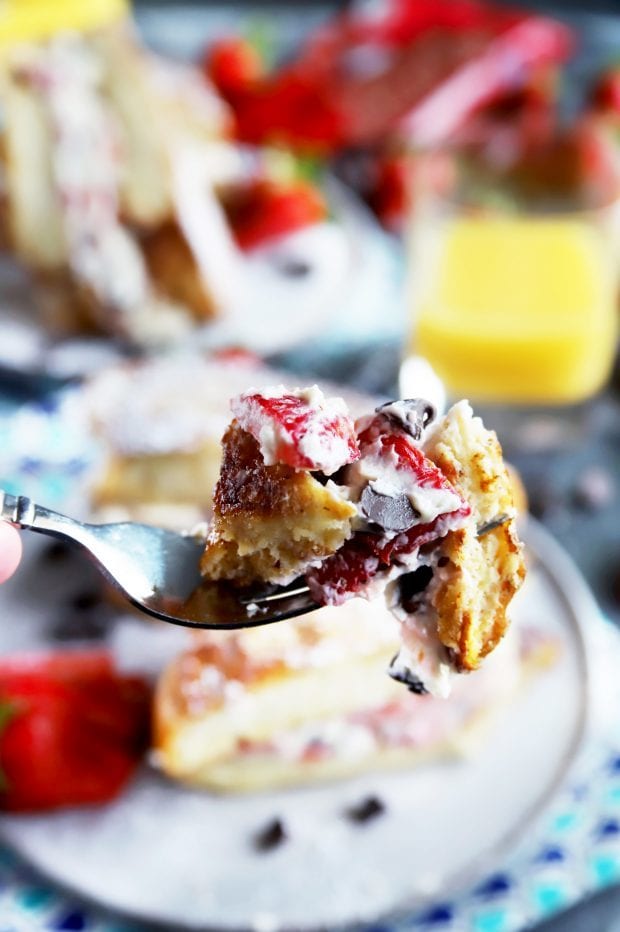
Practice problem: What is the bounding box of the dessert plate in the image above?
[0,520,610,931]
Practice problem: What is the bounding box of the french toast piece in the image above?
[93,442,223,510]
[0,28,235,341]
[153,599,551,792]
[142,222,220,322]
[200,423,356,585]
[424,401,526,671]
[93,27,172,228]
[0,48,66,269]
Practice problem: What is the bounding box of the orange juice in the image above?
[0,0,128,48]
[410,214,619,403]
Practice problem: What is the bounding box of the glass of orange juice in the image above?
[404,135,620,408]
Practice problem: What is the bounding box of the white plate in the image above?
[0,520,607,931]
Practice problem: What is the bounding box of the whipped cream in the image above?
[232,385,357,475]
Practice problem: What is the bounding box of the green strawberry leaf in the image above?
[0,699,17,792]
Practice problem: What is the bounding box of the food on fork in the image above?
[200,388,359,585]
[201,387,525,696]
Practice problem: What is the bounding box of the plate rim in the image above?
[0,518,601,932]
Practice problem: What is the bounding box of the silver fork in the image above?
[1,490,510,630]
[1,490,319,630]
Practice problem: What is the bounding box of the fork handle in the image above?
[0,489,80,539]
[1,491,37,528]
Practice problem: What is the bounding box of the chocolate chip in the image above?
[275,257,311,277]
[388,657,429,694]
[51,587,111,641]
[397,566,433,613]
[253,818,288,852]
[50,613,109,641]
[360,485,419,532]
[345,795,386,823]
[375,399,436,440]
[610,565,620,609]
[41,541,71,562]
[437,556,449,567]
[571,466,615,512]
[70,590,103,612]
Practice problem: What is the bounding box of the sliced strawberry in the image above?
[231,389,359,474]
[224,179,327,251]
[0,695,139,812]
[357,422,468,505]
[212,347,262,367]
[204,37,264,98]
[306,533,380,605]
[307,414,470,604]
[305,511,467,606]
[368,156,411,232]
[0,649,114,684]
[592,69,620,116]
[0,651,151,813]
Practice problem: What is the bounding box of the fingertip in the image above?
[0,522,22,583]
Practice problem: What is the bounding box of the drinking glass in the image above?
[403,144,620,409]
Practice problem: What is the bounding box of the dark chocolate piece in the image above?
[375,399,436,440]
[70,590,103,612]
[50,613,109,641]
[254,818,288,852]
[397,566,433,613]
[41,541,71,562]
[571,466,615,512]
[345,795,386,823]
[276,257,312,278]
[360,485,419,532]
[388,653,429,694]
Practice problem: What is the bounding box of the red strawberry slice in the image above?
[232,390,359,473]
[307,533,380,605]
[592,69,620,116]
[357,422,469,511]
[0,650,151,813]
[307,418,469,604]
[204,37,264,99]
[224,179,327,251]
[0,649,114,684]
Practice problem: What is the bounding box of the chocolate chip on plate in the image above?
[50,612,109,642]
[253,818,288,852]
[70,589,103,612]
[41,541,72,562]
[274,256,312,278]
[360,486,419,532]
[344,795,386,824]
[571,465,615,512]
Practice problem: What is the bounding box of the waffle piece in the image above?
[0,28,236,342]
[142,222,220,323]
